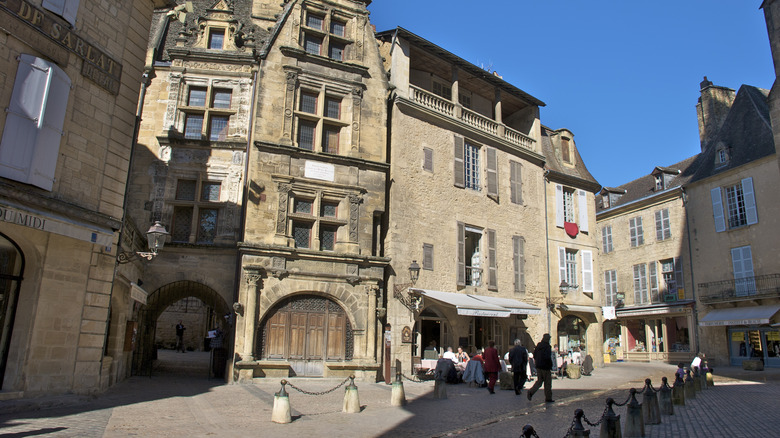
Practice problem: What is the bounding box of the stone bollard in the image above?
[343,375,361,413]
[692,367,702,392]
[658,377,674,416]
[641,379,661,425]
[522,425,537,438]
[697,366,708,390]
[570,409,591,437]
[433,377,447,400]
[704,361,714,387]
[684,370,696,400]
[599,397,622,438]
[271,380,292,424]
[624,388,645,438]
[391,371,406,406]
[672,376,685,406]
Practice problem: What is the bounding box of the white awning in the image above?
[412,289,511,318]
[699,305,780,327]
[469,294,541,315]
[561,304,602,314]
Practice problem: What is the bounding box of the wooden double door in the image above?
[261,296,351,377]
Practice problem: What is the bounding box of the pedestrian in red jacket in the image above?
[483,340,501,394]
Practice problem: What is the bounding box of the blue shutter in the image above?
[43,0,79,26]
[711,187,726,232]
[742,177,758,225]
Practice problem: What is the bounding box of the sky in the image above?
[366,1,775,189]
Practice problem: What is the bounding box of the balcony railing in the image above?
[408,85,535,151]
[699,273,780,303]
[465,266,483,287]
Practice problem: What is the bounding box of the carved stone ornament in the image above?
[402,326,413,343]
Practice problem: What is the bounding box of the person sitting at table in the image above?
[457,346,470,363]
[423,340,439,359]
[443,346,458,362]
[462,349,486,387]
[471,349,484,364]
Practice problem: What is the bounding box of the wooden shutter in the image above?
[555,184,564,228]
[486,229,497,290]
[578,190,589,232]
[510,161,522,204]
[649,261,659,302]
[731,246,755,297]
[0,55,70,191]
[486,147,498,198]
[558,247,566,285]
[423,243,434,270]
[453,136,465,188]
[742,177,758,225]
[423,147,433,172]
[581,250,593,292]
[674,257,684,299]
[711,187,726,232]
[513,236,525,293]
[655,211,663,241]
[456,222,465,286]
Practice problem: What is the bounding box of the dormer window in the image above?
[602,194,610,209]
[716,148,729,165]
[655,175,663,191]
[208,28,225,50]
[561,138,571,163]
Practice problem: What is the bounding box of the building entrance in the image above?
[0,234,23,390]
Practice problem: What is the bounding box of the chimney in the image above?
[696,76,735,151]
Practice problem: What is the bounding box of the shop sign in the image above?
[457,308,510,318]
[700,318,768,327]
[731,331,744,341]
[1,0,123,94]
[768,332,780,341]
[130,282,147,304]
[617,306,690,318]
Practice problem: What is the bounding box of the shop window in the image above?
[0,54,71,191]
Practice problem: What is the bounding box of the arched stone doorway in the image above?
[0,233,24,389]
[133,281,230,377]
[557,315,587,355]
[258,294,354,377]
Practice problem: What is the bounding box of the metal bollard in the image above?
[522,425,537,438]
[391,370,406,406]
[599,397,622,438]
[570,408,591,437]
[343,375,361,413]
[692,367,702,392]
[658,377,674,416]
[641,379,661,425]
[704,361,714,387]
[623,388,645,438]
[271,379,292,424]
[684,370,696,400]
[672,376,685,406]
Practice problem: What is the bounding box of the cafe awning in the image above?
[699,305,780,327]
[560,304,602,314]
[412,289,511,317]
[469,294,541,315]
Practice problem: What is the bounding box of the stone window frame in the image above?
[294,85,349,153]
[178,78,238,142]
[169,173,226,245]
[300,6,354,62]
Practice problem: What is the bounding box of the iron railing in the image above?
[698,273,780,303]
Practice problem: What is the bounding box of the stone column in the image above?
[242,269,263,361]
[661,318,669,355]
[451,66,461,119]
[367,285,379,359]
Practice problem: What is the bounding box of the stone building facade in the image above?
[542,127,604,366]
[378,27,558,373]
[0,0,169,396]
[595,156,697,365]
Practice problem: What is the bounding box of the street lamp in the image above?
[559,280,570,296]
[394,260,422,312]
[117,221,169,264]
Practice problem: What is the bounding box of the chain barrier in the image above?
[561,416,576,438]
[582,403,609,428]
[285,376,351,396]
[612,391,633,407]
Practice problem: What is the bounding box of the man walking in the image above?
[527,333,554,403]
[508,339,529,395]
[483,340,501,394]
[175,320,186,353]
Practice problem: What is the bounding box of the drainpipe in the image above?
[543,170,552,336]
[682,188,701,354]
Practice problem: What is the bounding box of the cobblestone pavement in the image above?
[1,351,778,437]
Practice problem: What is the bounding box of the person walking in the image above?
[483,340,501,394]
[527,333,554,403]
[508,339,529,395]
[175,320,186,353]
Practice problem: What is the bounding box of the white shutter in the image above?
[731,246,755,297]
[649,261,658,302]
[581,250,593,292]
[456,222,465,286]
[578,190,589,232]
[711,187,726,232]
[0,55,70,191]
[742,177,758,225]
[43,0,79,26]
[555,184,564,228]
[558,247,566,285]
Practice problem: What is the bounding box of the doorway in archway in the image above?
[0,234,24,390]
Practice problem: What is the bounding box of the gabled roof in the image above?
[688,85,774,184]
[595,155,699,214]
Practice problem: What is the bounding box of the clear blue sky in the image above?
[367,1,775,188]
